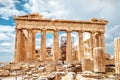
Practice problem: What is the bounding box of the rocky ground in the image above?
[0,61,120,80]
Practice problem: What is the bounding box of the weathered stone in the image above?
[14,13,108,62]
[0,70,10,76]
[29,64,36,68]
[38,67,45,72]
[45,65,56,72]
[82,59,94,72]
[56,65,64,71]
[62,74,73,80]
[114,37,120,74]
[3,65,11,70]
[93,47,105,73]
[105,53,111,59]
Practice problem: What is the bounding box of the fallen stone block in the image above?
[0,70,10,77]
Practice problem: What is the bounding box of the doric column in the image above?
[93,47,105,72]
[14,29,22,62]
[53,29,59,61]
[66,30,72,62]
[26,29,33,62]
[78,31,84,61]
[89,32,94,59]
[40,29,46,61]
[32,32,36,60]
[20,31,26,61]
[93,32,97,48]
[100,32,106,53]
[114,37,120,74]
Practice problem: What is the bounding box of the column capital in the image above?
[88,31,94,34]
[53,28,59,32]
[41,29,46,34]
[27,28,33,31]
[66,29,72,33]
[41,28,46,31]
[78,30,84,33]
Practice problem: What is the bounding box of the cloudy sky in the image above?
[0,0,120,62]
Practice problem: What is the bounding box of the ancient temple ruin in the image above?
[14,13,108,63]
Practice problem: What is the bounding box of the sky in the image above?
[0,0,120,62]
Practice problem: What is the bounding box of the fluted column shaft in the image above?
[41,29,46,61]
[32,32,36,60]
[89,32,95,59]
[114,37,120,74]
[66,31,72,62]
[78,31,84,61]
[100,32,106,53]
[14,29,22,62]
[20,32,26,61]
[53,30,59,61]
[26,29,33,62]
[93,47,105,72]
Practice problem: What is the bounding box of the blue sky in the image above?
[0,0,120,62]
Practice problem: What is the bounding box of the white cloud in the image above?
[0,25,15,32]
[35,38,41,49]
[0,43,11,46]
[105,25,120,54]
[0,8,26,20]
[0,25,15,40]
[24,0,48,13]
[47,0,69,18]
[1,0,119,22]
[0,32,10,40]
[23,0,69,19]
[0,25,15,57]
[0,0,26,20]
[83,32,90,41]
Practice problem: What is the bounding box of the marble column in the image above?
[96,34,99,47]
[66,30,72,62]
[100,32,106,53]
[53,29,59,61]
[114,37,120,74]
[93,32,97,48]
[32,32,36,60]
[89,32,94,59]
[40,29,46,61]
[93,47,105,72]
[20,31,26,61]
[14,29,22,62]
[78,31,84,61]
[26,29,33,62]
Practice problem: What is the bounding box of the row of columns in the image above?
[14,29,105,62]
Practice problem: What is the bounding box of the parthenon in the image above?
[14,13,108,63]
[2,13,120,80]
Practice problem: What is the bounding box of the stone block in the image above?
[82,59,94,72]
[45,65,56,72]
[93,47,105,73]
[0,70,10,76]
